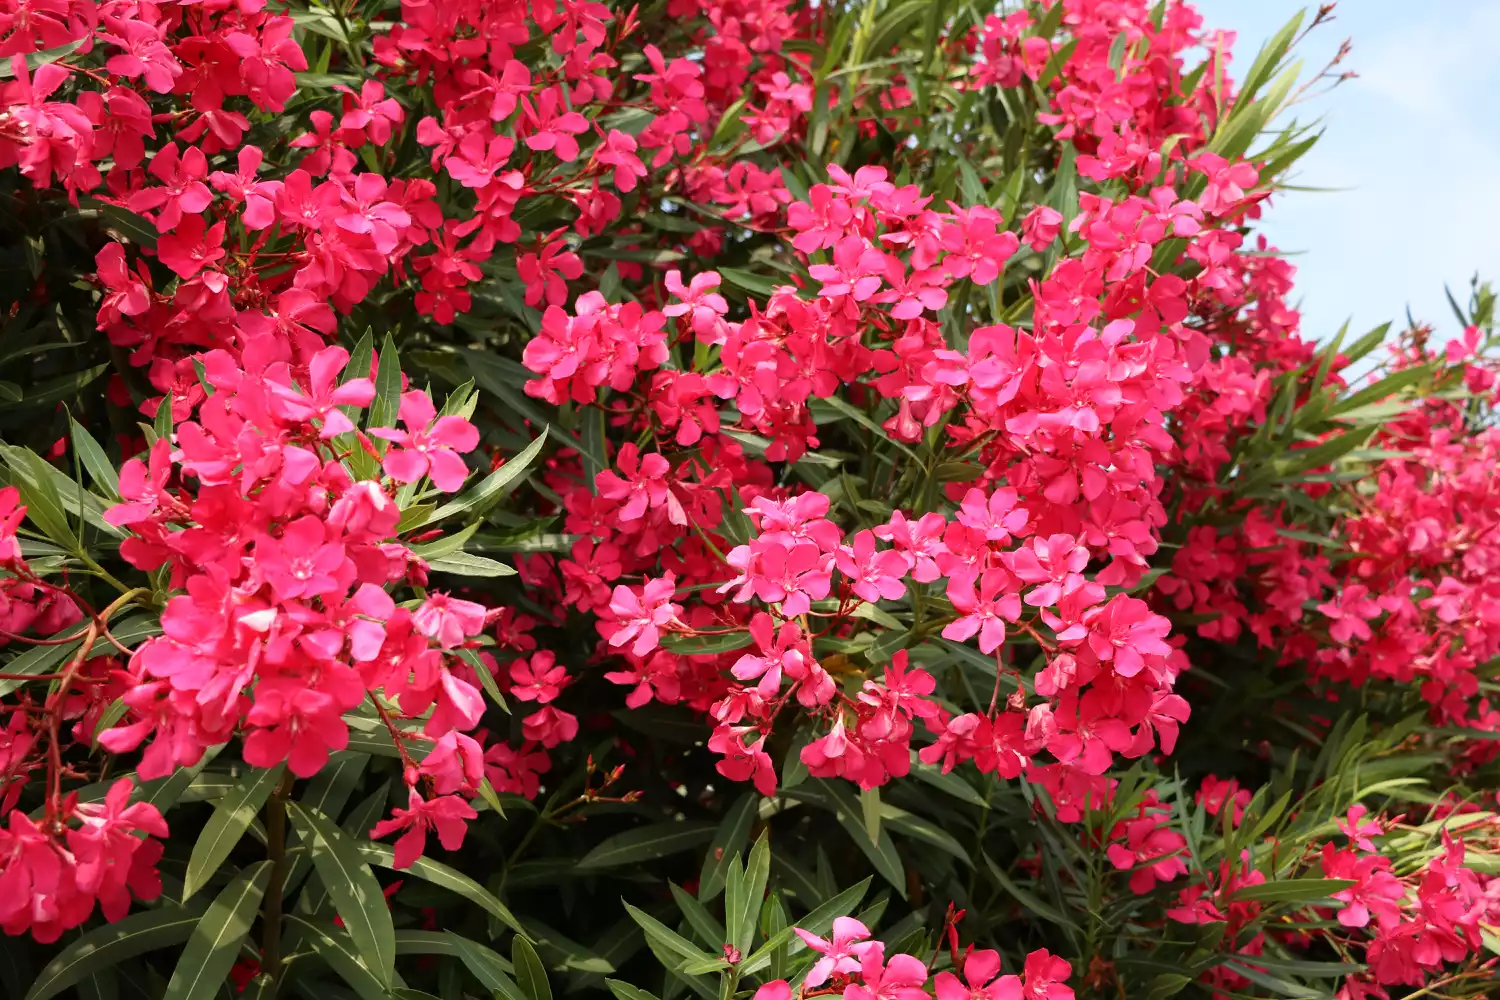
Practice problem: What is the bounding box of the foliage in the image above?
[0,1,1495,1000]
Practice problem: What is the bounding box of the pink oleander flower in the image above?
[371,390,480,492]
[370,790,479,869]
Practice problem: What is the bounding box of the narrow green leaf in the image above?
[512,936,552,1000]
[607,980,664,1000]
[0,38,84,78]
[424,429,548,525]
[982,852,1078,930]
[184,764,285,901]
[733,833,771,956]
[908,753,988,807]
[0,614,158,699]
[284,916,394,1000]
[717,267,780,298]
[25,904,200,1000]
[699,794,757,901]
[578,821,718,871]
[456,646,509,713]
[445,932,526,1000]
[881,805,969,865]
[288,802,397,988]
[1231,878,1355,904]
[163,861,272,1000]
[426,551,517,577]
[368,334,402,431]
[2,445,74,546]
[672,882,726,948]
[70,417,119,498]
[624,902,721,971]
[354,840,526,936]
[660,632,754,656]
[579,405,607,490]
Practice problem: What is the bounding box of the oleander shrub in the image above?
[0,1,1495,999]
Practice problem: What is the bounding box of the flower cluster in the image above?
[752,917,1074,1000]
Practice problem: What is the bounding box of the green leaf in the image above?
[607,980,664,1000]
[445,932,525,1000]
[729,833,770,956]
[70,416,119,498]
[671,882,726,949]
[908,753,988,807]
[623,902,721,972]
[408,520,480,560]
[456,646,509,713]
[798,782,905,897]
[1237,9,1305,103]
[285,916,395,1000]
[512,936,552,1000]
[424,429,548,525]
[718,267,781,298]
[579,405,607,489]
[881,804,969,865]
[426,550,518,577]
[578,821,718,870]
[184,764,285,901]
[288,802,397,988]
[25,904,200,1000]
[1231,878,1355,904]
[99,204,158,250]
[354,840,526,936]
[814,396,917,459]
[1221,960,1327,1000]
[982,852,1078,930]
[154,393,174,443]
[368,334,402,431]
[163,861,272,1000]
[301,750,371,822]
[0,39,84,78]
[699,793,758,901]
[660,632,753,656]
[1,445,74,546]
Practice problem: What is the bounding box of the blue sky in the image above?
[1192,0,1500,343]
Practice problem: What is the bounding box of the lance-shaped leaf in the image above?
[285,916,395,1000]
[25,903,202,1000]
[423,428,548,526]
[162,861,272,1000]
[184,764,285,901]
[288,802,397,988]
[577,821,717,870]
[355,840,526,936]
[512,935,552,1000]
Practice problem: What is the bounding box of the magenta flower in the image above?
[371,390,480,492]
[370,791,478,869]
[943,569,1022,655]
[835,530,910,604]
[935,950,1021,1000]
[414,592,487,649]
[794,916,878,988]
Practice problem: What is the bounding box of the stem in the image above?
[75,549,133,595]
[260,771,297,996]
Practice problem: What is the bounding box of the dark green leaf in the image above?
[184,764,285,901]
[162,861,272,1000]
[1232,878,1355,904]
[578,822,718,871]
[354,841,526,936]
[512,936,552,1000]
[288,802,397,988]
[25,905,200,1000]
